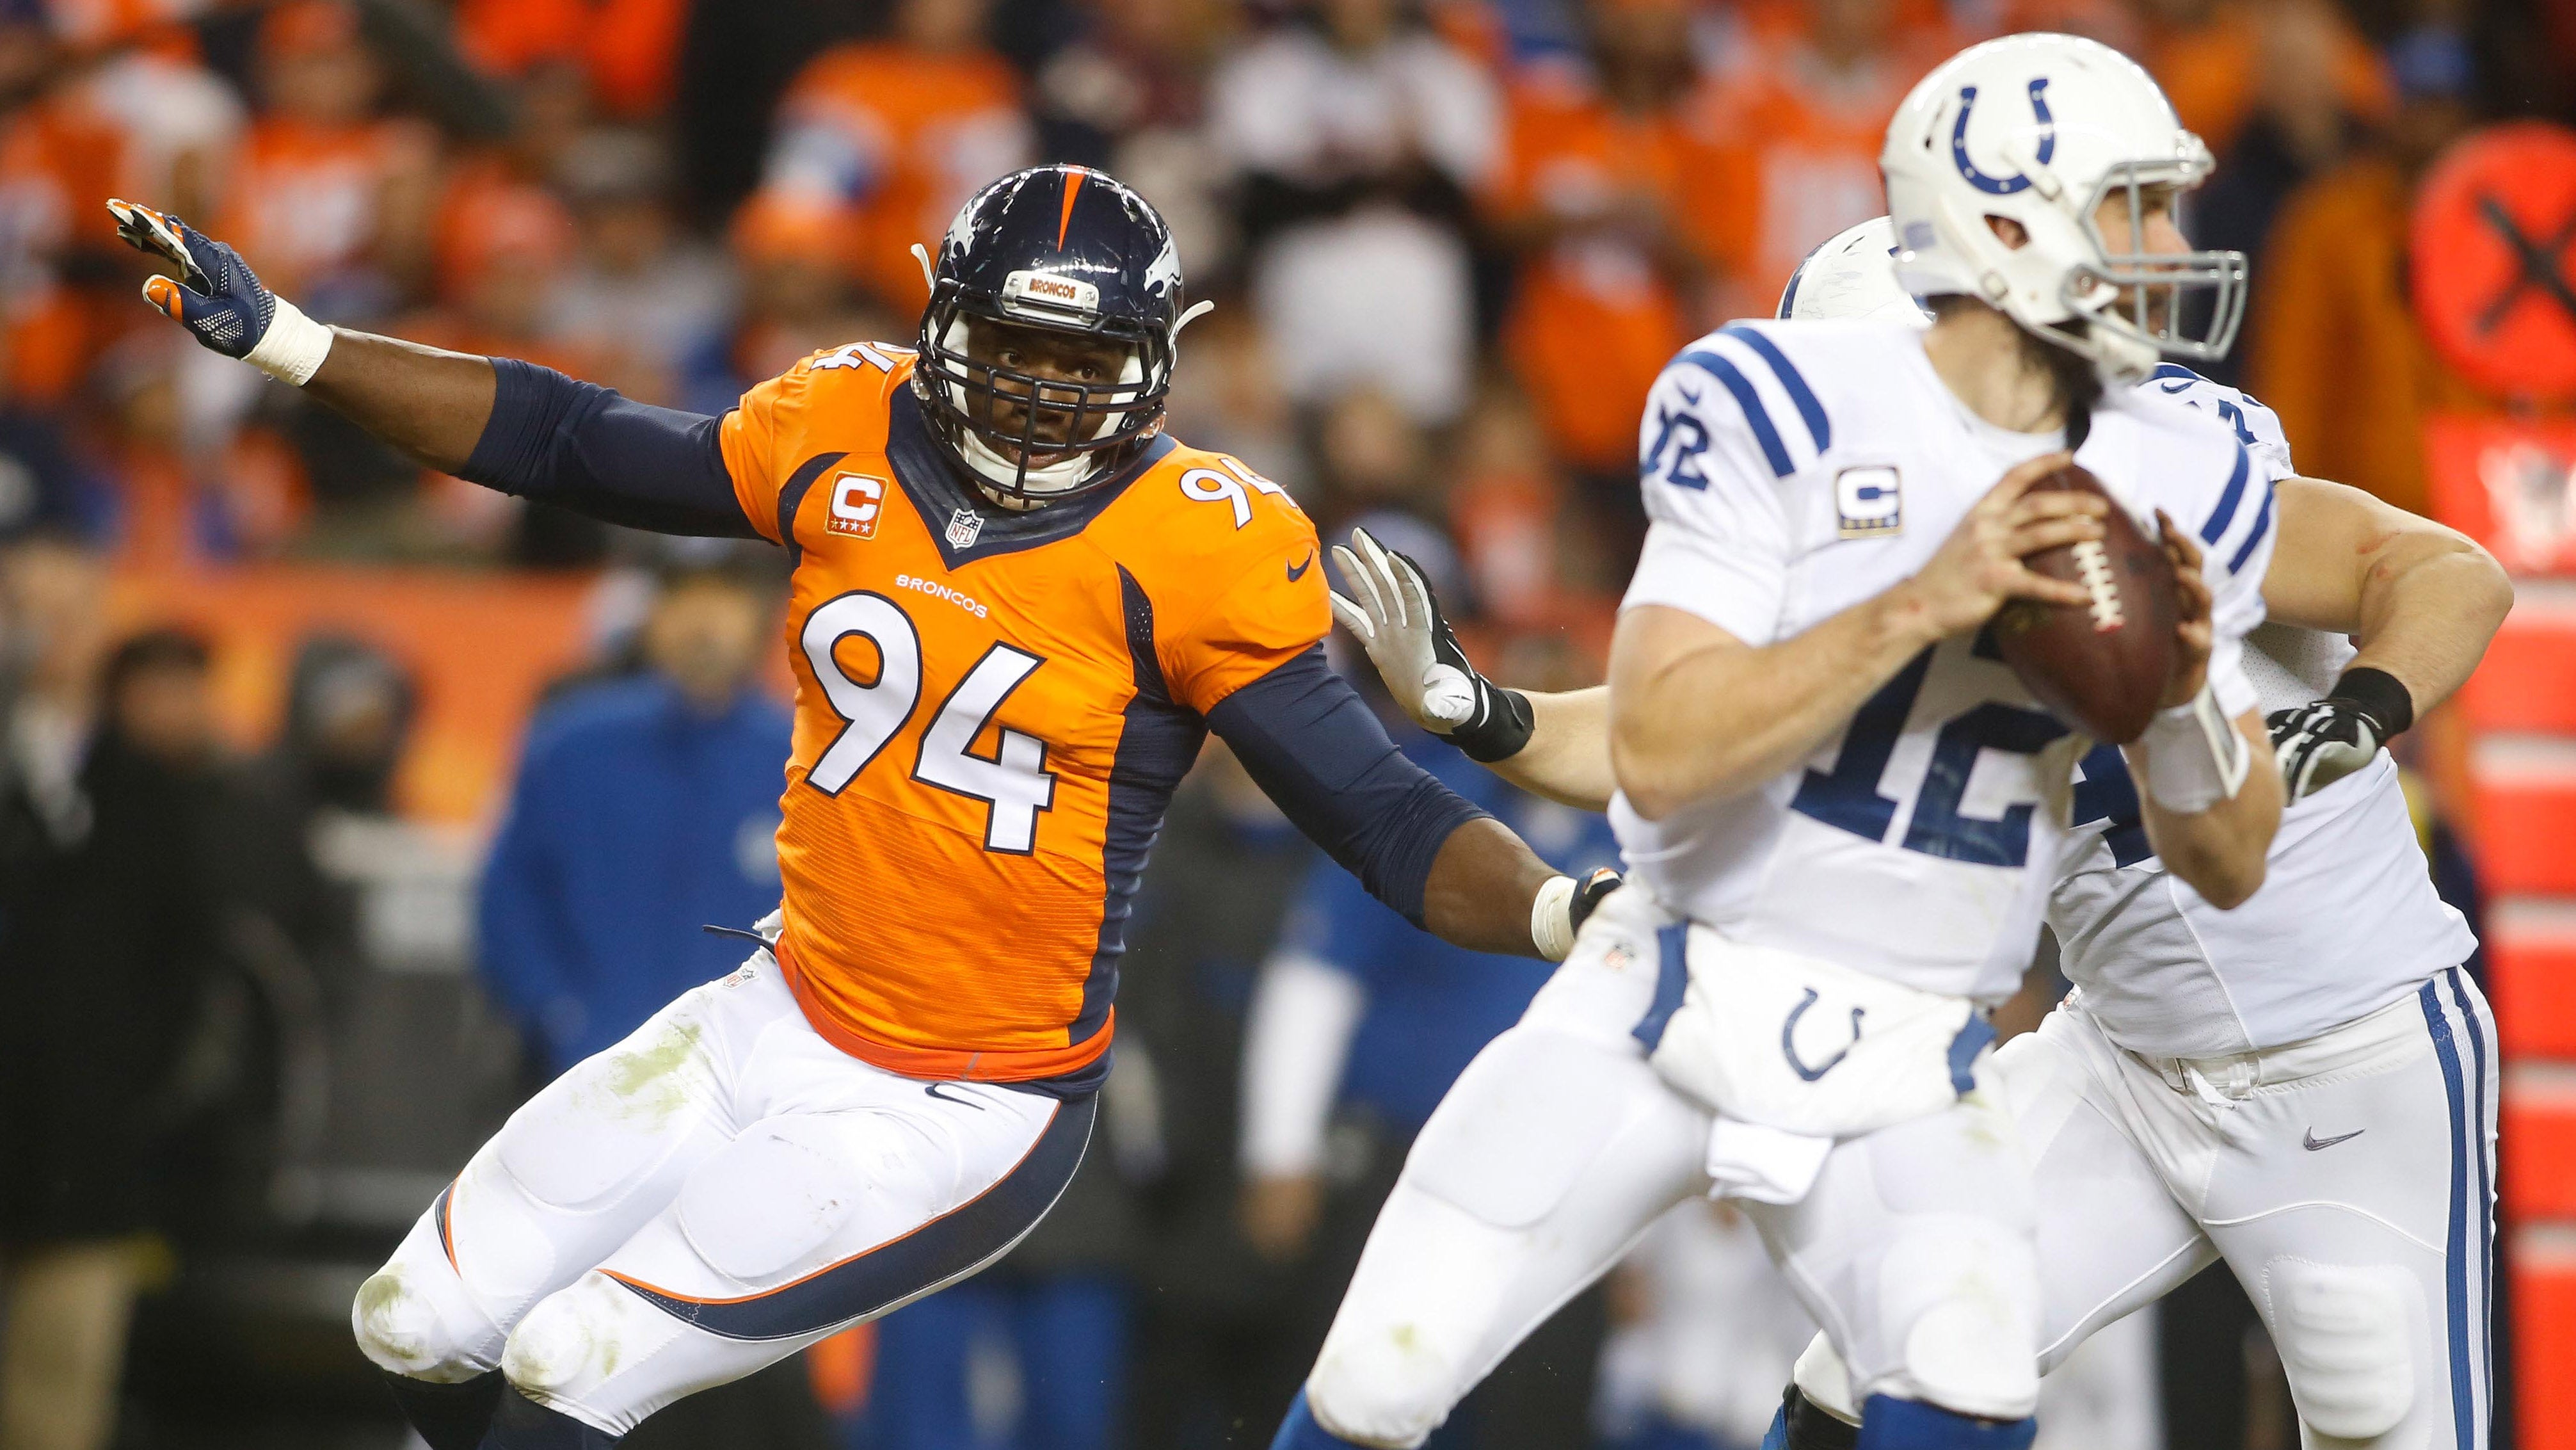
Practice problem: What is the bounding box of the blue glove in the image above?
[107,198,332,383]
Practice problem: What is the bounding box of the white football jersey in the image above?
[1612,321,2273,1003]
[2050,366,2476,1056]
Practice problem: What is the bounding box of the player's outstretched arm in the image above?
[1611,453,2106,820]
[2260,478,2513,796]
[1328,529,1615,811]
[108,200,756,538]
[2124,519,2282,908]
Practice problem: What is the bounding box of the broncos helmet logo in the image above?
[1951,79,2057,197]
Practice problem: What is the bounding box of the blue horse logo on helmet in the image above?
[1952,79,2056,196]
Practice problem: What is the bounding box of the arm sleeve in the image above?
[1619,355,1798,643]
[1237,933,1366,1177]
[1206,648,1492,928]
[460,358,760,538]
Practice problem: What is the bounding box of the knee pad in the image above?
[2260,1258,2419,1441]
[1405,1028,1637,1229]
[673,1115,886,1284]
[353,1261,492,1383]
[1301,1358,1447,1450]
[1873,1220,2040,1421]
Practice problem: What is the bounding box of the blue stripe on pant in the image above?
[614,1094,1096,1341]
[2420,973,2496,1448]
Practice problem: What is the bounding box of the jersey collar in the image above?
[885,385,1178,571]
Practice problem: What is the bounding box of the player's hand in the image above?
[108,199,286,361]
[2267,698,2385,798]
[1903,452,2104,638]
[2156,510,2214,709]
[1329,528,1534,762]
[1240,1173,1324,1262]
[1533,865,1621,960]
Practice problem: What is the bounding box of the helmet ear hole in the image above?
[1985,215,2029,248]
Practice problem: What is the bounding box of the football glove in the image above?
[1327,527,1533,762]
[2266,667,2413,800]
[106,198,333,384]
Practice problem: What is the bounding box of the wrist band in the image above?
[1530,874,1577,962]
[245,296,334,386]
[2329,666,2414,737]
[1452,686,1535,762]
[2134,681,2250,814]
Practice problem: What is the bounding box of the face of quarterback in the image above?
[961,315,1139,462]
[2090,182,2191,330]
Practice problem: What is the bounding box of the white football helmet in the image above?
[1779,217,1928,326]
[1879,33,2246,382]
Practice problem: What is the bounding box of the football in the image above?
[1990,463,2180,745]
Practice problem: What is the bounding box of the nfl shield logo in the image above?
[945,507,984,549]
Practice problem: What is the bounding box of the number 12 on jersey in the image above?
[801,592,1057,854]
[1790,645,2070,867]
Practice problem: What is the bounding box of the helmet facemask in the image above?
[2060,158,2248,370]
[916,296,1174,509]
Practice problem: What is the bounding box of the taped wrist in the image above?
[1530,874,1578,961]
[1452,684,1535,762]
[2136,682,2250,814]
[2329,666,2413,738]
[244,295,333,385]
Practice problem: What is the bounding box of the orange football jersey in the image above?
[719,342,1327,1083]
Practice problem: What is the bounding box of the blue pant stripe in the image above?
[2419,979,2474,1449]
[2447,967,2496,1443]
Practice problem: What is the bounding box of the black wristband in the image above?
[1452,686,1536,762]
[2330,666,2414,737]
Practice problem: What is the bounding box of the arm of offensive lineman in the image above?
[108,200,758,536]
[1328,528,1615,811]
[2122,515,2282,910]
[2259,478,2513,797]
[1611,449,2107,820]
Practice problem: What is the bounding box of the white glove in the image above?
[1327,528,1533,760]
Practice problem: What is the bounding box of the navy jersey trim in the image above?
[2199,444,2252,545]
[1679,348,1792,477]
[1718,325,1830,455]
[610,1095,1094,1341]
[777,451,849,569]
[1071,567,1207,1046]
[883,386,1177,572]
[1631,923,1690,1051]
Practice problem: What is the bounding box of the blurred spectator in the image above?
[476,550,791,1074]
[681,191,899,415]
[1311,382,1437,527]
[230,636,412,967]
[1237,725,1621,1450]
[76,28,246,225]
[549,128,738,404]
[1445,380,1581,627]
[1215,0,1500,423]
[453,0,692,120]
[1486,0,1713,487]
[760,0,1033,313]
[2141,0,2392,161]
[1164,301,1309,499]
[0,625,234,1450]
[0,15,125,407]
[88,331,308,565]
[1686,0,1940,317]
[218,0,437,321]
[2248,20,2483,515]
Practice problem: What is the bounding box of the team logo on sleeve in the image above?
[828,472,887,539]
[1835,466,1903,538]
[946,507,986,549]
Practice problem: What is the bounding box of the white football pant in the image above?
[350,945,1092,1433]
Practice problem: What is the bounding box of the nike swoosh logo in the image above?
[1286,551,1314,582]
[924,1083,987,1110]
[1675,382,1703,405]
[2303,1127,2364,1150]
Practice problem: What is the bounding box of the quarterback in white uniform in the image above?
[1270,35,2285,1450]
[1329,209,2513,1450]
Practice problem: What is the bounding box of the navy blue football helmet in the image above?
[914,165,1195,504]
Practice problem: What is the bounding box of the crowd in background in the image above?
[0,0,2551,1444]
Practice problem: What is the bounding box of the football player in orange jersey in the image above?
[108,167,1617,1449]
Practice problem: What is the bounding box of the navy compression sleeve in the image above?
[460,357,758,538]
[1206,647,1491,927]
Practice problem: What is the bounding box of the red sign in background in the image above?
[2413,122,2576,402]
